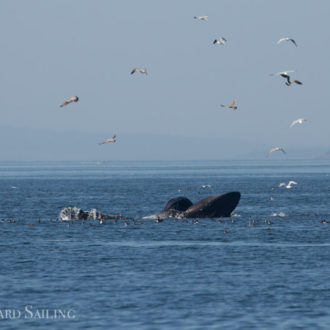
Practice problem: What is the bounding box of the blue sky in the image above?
[0,1,329,160]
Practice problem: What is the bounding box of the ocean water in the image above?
[0,160,329,329]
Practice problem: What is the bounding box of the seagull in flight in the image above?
[131,68,147,75]
[278,181,297,189]
[267,147,286,157]
[99,135,116,145]
[221,97,237,110]
[290,118,309,127]
[277,37,297,47]
[271,71,302,86]
[213,37,227,45]
[60,96,79,107]
[201,184,212,189]
[194,15,208,21]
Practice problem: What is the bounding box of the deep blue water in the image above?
[0,160,330,329]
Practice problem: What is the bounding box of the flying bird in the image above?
[213,37,227,45]
[290,118,309,127]
[60,96,79,107]
[221,98,237,110]
[267,147,286,157]
[271,71,302,86]
[99,135,116,145]
[278,181,297,189]
[131,68,147,75]
[277,37,297,47]
[194,15,208,21]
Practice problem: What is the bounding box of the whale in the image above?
[59,192,241,221]
[145,191,241,219]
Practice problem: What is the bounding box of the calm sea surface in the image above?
[0,160,329,329]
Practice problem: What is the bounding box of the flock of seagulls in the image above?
[59,66,150,148]
[267,38,306,156]
[58,16,310,160]
[60,97,116,146]
[271,34,305,207]
[201,21,306,158]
